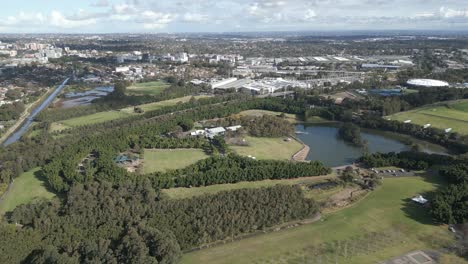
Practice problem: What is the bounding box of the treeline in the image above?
[360,151,467,224]
[36,81,205,123]
[149,154,331,189]
[1,183,318,263]
[1,96,306,186]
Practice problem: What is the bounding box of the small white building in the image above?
[115,66,130,73]
[190,130,206,136]
[226,125,242,132]
[205,127,226,138]
[411,195,428,205]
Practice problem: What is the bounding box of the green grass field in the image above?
[0,168,55,216]
[142,149,209,174]
[163,175,336,200]
[181,175,453,264]
[127,81,170,96]
[389,99,468,135]
[51,96,206,131]
[230,136,303,160]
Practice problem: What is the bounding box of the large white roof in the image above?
[407,79,449,87]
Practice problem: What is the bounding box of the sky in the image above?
[0,0,467,33]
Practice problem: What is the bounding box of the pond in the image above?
[295,123,447,167]
[60,86,114,108]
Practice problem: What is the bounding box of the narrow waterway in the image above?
[2,78,70,146]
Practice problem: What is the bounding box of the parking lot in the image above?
[370,168,416,178]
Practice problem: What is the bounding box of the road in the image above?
[1,78,70,146]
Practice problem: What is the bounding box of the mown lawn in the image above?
[142,149,209,174]
[51,96,208,131]
[162,174,336,200]
[0,168,55,216]
[389,99,468,135]
[126,81,170,96]
[230,136,303,160]
[181,174,454,264]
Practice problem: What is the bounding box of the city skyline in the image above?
[0,0,467,33]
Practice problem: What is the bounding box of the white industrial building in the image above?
[407,79,449,87]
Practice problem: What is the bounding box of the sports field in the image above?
[181,174,453,264]
[51,96,205,131]
[163,174,336,200]
[126,81,170,96]
[142,149,209,174]
[0,168,55,216]
[389,99,468,135]
[230,136,303,160]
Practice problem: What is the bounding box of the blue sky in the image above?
[0,0,467,33]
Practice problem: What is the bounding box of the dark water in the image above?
[2,78,69,146]
[295,123,411,167]
[61,86,114,108]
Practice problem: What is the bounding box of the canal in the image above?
[2,78,70,146]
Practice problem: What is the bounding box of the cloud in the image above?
[1,0,468,32]
[91,0,109,8]
[182,13,209,23]
[0,10,95,29]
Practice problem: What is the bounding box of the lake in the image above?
[60,86,114,108]
[295,123,447,167]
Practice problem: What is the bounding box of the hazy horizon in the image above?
[0,0,467,33]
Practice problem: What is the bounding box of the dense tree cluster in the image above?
[338,122,363,146]
[241,115,295,137]
[149,154,331,189]
[0,102,25,121]
[1,183,317,263]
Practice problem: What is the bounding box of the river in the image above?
[2,78,70,146]
[295,123,448,167]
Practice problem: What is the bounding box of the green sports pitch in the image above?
[388,99,468,135]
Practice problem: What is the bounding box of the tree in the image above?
[338,123,363,146]
[111,81,128,98]
[339,166,356,183]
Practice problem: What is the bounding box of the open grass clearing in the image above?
[142,149,209,174]
[0,168,55,216]
[388,99,468,135]
[50,96,208,131]
[181,174,454,264]
[162,174,336,200]
[230,136,303,161]
[126,81,170,96]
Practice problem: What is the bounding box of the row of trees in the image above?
[36,81,205,123]
[148,154,331,189]
[2,183,318,263]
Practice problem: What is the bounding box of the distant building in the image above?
[407,79,449,88]
[205,127,226,138]
[115,66,130,73]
